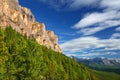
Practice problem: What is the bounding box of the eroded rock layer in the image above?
[0,0,62,53]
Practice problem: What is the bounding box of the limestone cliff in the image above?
[0,0,62,53]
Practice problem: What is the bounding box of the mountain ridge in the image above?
[0,27,96,80]
[75,57,120,66]
[0,0,62,53]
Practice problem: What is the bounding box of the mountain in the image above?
[0,0,98,80]
[0,27,97,80]
[75,57,120,74]
[0,0,119,80]
[75,57,120,67]
[0,0,62,53]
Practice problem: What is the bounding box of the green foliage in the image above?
[0,27,8,65]
[87,63,120,74]
[0,27,9,80]
[0,27,96,80]
[91,69,120,80]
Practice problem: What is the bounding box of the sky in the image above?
[19,0,120,59]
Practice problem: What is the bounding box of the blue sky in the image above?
[19,0,120,59]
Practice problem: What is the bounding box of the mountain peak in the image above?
[0,0,62,53]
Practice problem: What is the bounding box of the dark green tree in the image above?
[0,27,97,80]
[0,27,9,79]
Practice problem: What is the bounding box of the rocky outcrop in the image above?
[0,0,62,53]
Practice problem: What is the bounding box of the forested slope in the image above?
[0,27,96,80]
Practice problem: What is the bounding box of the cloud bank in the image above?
[60,37,120,52]
[38,0,120,58]
[60,36,120,57]
[72,0,120,35]
[60,0,120,58]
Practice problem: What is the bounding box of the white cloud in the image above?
[60,36,120,58]
[38,0,120,58]
[71,0,120,35]
[111,33,120,39]
[79,53,105,57]
[67,51,119,58]
[72,11,120,35]
[111,26,120,39]
[77,20,120,35]
[60,36,120,53]
[60,36,99,52]
[73,11,120,29]
[38,0,120,11]
[100,0,120,11]
[77,27,104,35]
[116,27,120,32]
[106,52,117,55]
[58,0,120,58]
[69,0,98,10]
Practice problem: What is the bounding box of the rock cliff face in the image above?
[0,0,62,53]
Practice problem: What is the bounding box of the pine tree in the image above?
[0,27,97,80]
[0,27,9,79]
[0,27,8,64]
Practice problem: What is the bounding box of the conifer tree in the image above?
[0,27,8,64]
[0,27,9,79]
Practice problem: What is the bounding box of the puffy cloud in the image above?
[116,27,120,32]
[77,20,120,35]
[60,36,120,52]
[72,11,120,35]
[111,33,120,39]
[78,53,105,57]
[73,11,120,29]
[100,0,120,11]
[38,0,120,11]
[72,0,120,35]
[78,52,119,58]
[69,0,98,10]
[38,0,120,58]
[59,0,120,58]
[111,26,120,39]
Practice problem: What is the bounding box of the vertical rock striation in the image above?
[0,0,62,53]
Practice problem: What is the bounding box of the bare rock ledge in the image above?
[0,0,62,53]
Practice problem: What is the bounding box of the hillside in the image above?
[0,0,119,80]
[0,0,100,80]
[0,27,96,80]
[0,0,62,53]
[75,57,120,66]
[91,70,120,80]
[75,57,120,74]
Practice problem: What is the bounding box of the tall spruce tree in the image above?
[0,27,9,79]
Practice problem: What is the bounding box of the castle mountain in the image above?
[0,0,120,80]
[0,0,62,53]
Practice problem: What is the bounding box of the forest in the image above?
[0,27,96,80]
